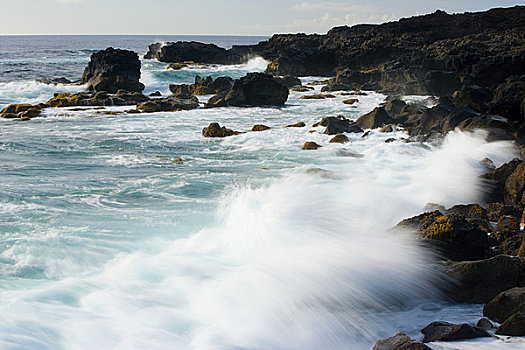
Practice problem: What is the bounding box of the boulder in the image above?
[447,255,525,303]
[380,125,394,133]
[342,98,358,105]
[502,232,525,257]
[385,99,407,115]
[314,116,363,135]
[290,86,314,92]
[453,84,493,112]
[153,41,241,64]
[495,312,525,336]
[286,122,305,128]
[329,134,349,143]
[493,215,521,242]
[373,333,430,350]
[137,95,199,112]
[207,73,288,107]
[80,47,144,93]
[421,321,490,342]
[396,211,489,261]
[356,107,392,129]
[1,104,42,119]
[202,123,240,137]
[483,287,525,323]
[170,75,234,96]
[504,163,525,207]
[481,159,524,204]
[251,124,270,131]
[149,91,162,97]
[302,141,321,150]
[276,75,302,88]
[476,318,494,330]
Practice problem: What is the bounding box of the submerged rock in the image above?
[300,94,336,99]
[81,47,144,93]
[373,333,430,350]
[286,122,306,128]
[421,321,490,342]
[313,116,363,135]
[329,134,349,143]
[251,124,271,131]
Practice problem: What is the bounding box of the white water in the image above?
[0,49,522,349]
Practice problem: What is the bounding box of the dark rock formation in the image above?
[137,95,199,113]
[396,210,489,261]
[495,312,525,336]
[493,215,521,242]
[81,47,144,93]
[205,73,288,107]
[286,122,305,128]
[447,255,525,303]
[421,321,490,342]
[483,287,525,323]
[356,107,393,129]
[476,318,494,330]
[313,116,363,135]
[373,333,431,350]
[502,232,525,257]
[276,75,302,88]
[146,41,244,64]
[482,159,524,205]
[169,75,234,96]
[46,91,149,108]
[300,94,336,99]
[202,123,240,137]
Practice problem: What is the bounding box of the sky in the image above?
[0,0,524,35]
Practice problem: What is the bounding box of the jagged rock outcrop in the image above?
[81,47,144,93]
[205,73,288,107]
[169,75,234,96]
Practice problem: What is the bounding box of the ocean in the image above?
[0,35,522,349]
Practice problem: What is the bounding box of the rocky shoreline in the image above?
[1,5,524,348]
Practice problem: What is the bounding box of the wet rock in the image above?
[487,203,521,222]
[169,75,234,96]
[290,86,314,92]
[137,95,199,112]
[385,99,407,115]
[493,215,521,242]
[504,163,525,207]
[380,124,394,133]
[150,41,242,64]
[385,138,396,143]
[149,91,162,97]
[373,333,431,350]
[329,134,349,143]
[342,98,358,105]
[286,122,306,128]
[167,63,188,70]
[276,75,302,88]
[501,232,525,257]
[480,158,496,172]
[80,47,144,93]
[483,287,525,323]
[206,73,288,107]
[313,116,363,135]
[421,321,490,342]
[37,77,73,85]
[495,312,525,336]
[396,211,489,261]
[356,107,392,129]
[202,123,240,137]
[453,84,493,112]
[476,318,494,330]
[321,83,352,92]
[1,104,42,119]
[251,124,271,131]
[445,204,491,231]
[488,76,525,123]
[300,94,336,99]
[481,158,524,204]
[302,141,321,150]
[448,255,525,303]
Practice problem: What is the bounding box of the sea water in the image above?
[0,36,523,349]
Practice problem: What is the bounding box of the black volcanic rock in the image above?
[206,73,288,107]
[81,47,144,93]
[147,41,244,64]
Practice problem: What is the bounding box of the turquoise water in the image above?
[0,36,522,349]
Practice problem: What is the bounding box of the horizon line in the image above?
[0,33,276,37]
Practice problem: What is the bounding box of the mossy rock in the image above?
[493,215,520,242]
[329,134,349,143]
[251,124,271,131]
[1,104,42,119]
[202,122,240,137]
[302,141,321,150]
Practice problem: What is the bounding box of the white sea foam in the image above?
[0,80,84,107]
